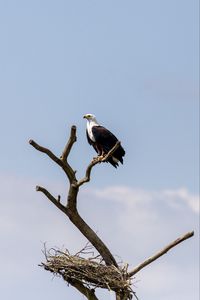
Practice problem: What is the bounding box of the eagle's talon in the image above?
[98,155,104,160]
[92,156,101,163]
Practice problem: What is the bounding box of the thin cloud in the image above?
[163,188,199,214]
[90,185,199,214]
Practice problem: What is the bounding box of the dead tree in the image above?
[29,125,194,300]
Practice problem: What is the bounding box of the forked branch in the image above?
[29,139,76,183]
[29,127,118,267]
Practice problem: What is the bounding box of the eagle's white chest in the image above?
[87,121,98,142]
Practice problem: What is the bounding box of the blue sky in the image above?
[0,1,199,300]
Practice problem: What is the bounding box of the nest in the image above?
[40,246,133,297]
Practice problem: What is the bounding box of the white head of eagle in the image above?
[83,113,125,168]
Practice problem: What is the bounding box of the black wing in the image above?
[92,126,125,165]
[92,126,118,150]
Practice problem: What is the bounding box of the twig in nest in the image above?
[75,241,94,257]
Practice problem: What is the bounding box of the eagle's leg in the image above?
[93,146,105,160]
[98,149,106,160]
[97,150,103,157]
[92,152,101,161]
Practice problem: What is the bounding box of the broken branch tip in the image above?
[36,185,40,191]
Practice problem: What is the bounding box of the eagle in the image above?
[83,114,125,168]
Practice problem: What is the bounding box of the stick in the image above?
[128,231,194,277]
[60,125,77,162]
[36,185,67,213]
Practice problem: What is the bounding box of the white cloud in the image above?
[163,187,199,213]
[83,185,198,253]
[90,185,199,214]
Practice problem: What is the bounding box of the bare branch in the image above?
[68,279,99,300]
[77,159,99,187]
[128,231,194,277]
[36,186,67,214]
[29,139,61,164]
[65,185,118,267]
[60,125,77,162]
[29,139,76,183]
[77,141,121,187]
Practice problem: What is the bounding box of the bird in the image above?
[83,113,125,168]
